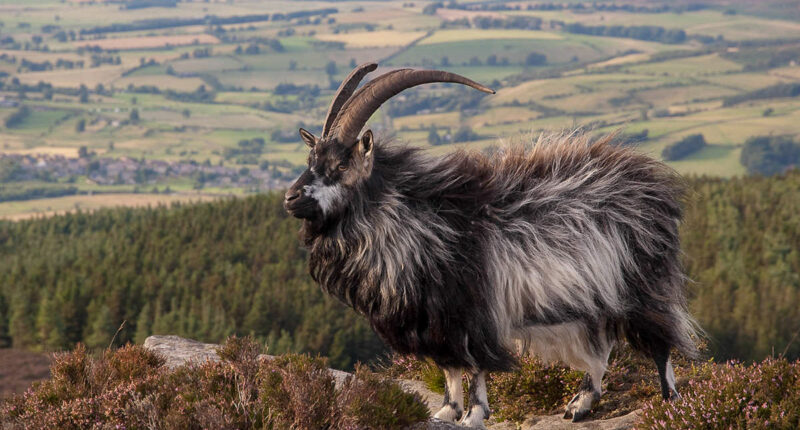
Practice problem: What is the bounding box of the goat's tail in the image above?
[622,274,702,360]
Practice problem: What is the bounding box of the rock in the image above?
[142,335,641,429]
[143,335,351,388]
[522,410,640,430]
[143,335,220,370]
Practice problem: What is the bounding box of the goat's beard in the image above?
[300,217,326,245]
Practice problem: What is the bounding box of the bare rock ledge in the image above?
[143,335,639,430]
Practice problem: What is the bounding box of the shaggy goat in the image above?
[284,63,697,427]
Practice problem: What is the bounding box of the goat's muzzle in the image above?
[284,169,319,220]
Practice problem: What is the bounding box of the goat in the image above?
[283,63,698,428]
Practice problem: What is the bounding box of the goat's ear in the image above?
[299,128,316,148]
[357,130,374,158]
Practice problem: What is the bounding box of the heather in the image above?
[1,336,429,430]
[384,343,697,424]
[640,358,800,429]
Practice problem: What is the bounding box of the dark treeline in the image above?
[560,22,687,44]
[722,82,800,106]
[78,8,336,36]
[722,43,800,71]
[1,173,800,365]
[2,106,30,128]
[740,135,800,175]
[385,86,490,117]
[662,134,706,161]
[119,0,177,9]
[423,1,706,14]
[0,185,79,203]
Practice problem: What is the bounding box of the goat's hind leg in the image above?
[563,372,602,422]
[433,367,463,422]
[563,339,612,422]
[653,344,680,401]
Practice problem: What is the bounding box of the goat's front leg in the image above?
[461,370,490,429]
[433,367,464,422]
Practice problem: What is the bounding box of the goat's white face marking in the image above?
[304,178,344,216]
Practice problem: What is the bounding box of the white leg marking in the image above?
[461,371,489,429]
[666,358,680,400]
[434,368,463,422]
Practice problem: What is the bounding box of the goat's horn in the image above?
[322,62,378,137]
[329,68,494,145]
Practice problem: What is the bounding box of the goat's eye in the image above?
[337,163,348,171]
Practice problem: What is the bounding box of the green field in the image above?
[0,0,799,217]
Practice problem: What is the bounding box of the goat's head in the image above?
[284,63,494,221]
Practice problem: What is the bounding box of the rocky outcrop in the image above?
[143,335,640,430]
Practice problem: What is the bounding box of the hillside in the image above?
[1,169,800,366]
[2,0,800,218]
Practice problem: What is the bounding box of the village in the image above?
[0,151,295,193]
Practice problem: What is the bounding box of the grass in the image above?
[668,144,746,177]
[624,54,743,76]
[0,193,223,221]
[315,30,427,48]
[14,66,127,88]
[389,38,614,67]
[419,29,562,45]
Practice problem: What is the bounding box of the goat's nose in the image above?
[285,190,300,202]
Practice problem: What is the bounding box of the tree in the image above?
[84,303,118,349]
[78,84,89,103]
[662,134,706,161]
[525,52,547,66]
[325,60,338,77]
[427,126,442,146]
[75,118,86,132]
[740,135,800,175]
[0,294,10,348]
[78,145,91,158]
[129,108,140,123]
[182,108,191,118]
[453,125,479,142]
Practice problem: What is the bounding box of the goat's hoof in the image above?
[459,414,487,429]
[669,389,682,402]
[572,409,591,422]
[563,390,598,422]
[433,404,462,423]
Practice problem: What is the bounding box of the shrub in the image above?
[339,364,430,430]
[2,337,429,430]
[639,358,800,429]
[488,355,583,422]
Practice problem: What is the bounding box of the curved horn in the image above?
[322,62,378,137]
[329,68,494,145]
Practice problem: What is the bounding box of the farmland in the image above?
[1,0,800,217]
